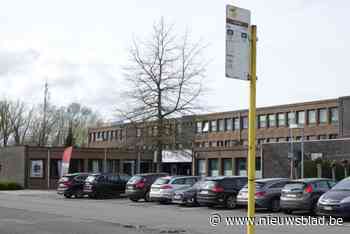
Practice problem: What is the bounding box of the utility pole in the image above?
[41,80,49,146]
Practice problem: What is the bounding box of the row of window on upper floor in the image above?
[89,129,124,143]
[195,108,338,134]
[195,134,338,148]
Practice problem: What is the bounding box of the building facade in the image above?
[87,96,350,178]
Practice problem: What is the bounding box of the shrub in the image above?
[0,181,23,190]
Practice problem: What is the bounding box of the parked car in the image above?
[317,177,350,218]
[172,180,205,206]
[149,176,201,203]
[126,173,168,202]
[237,178,289,212]
[83,173,131,198]
[197,176,248,209]
[57,173,90,198]
[280,178,334,214]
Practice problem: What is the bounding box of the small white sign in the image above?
[311,153,323,161]
[225,5,251,80]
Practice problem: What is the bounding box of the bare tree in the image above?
[0,100,14,146]
[9,100,34,145]
[118,18,207,172]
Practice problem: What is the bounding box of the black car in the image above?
[237,178,289,212]
[126,173,168,202]
[57,173,90,198]
[280,178,334,214]
[317,177,350,218]
[83,173,131,198]
[197,176,248,209]
[172,180,205,206]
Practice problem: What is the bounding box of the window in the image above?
[287,112,296,126]
[225,118,233,131]
[197,160,206,176]
[259,115,267,128]
[223,159,233,176]
[196,122,202,133]
[268,114,276,127]
[136,128,142,138]
[234,118,240,130]
[329,134,338,139]
[153,126,158,136]
[210,120,217,132]
[209,159,219,176]
[319,109,327,124]
[330,108,338,124]
[277,113,286,127]
[202,121,209,132]
[308,110,316,124]
[218,119,225,132]
[242,116,248,129]
[297,111,305,125]
[176,123,182,134]
[119,129,123,140]
[319,135,327,140]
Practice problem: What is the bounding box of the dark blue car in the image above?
[317,177,350,218]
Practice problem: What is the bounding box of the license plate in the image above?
[286,194,296,197]
[174,195,181,199]
[323,206,333,211]
[201,191,209,195]
[241,193,248,198]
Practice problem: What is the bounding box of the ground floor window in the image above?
[88,160,103,173]
[236,158,246,176]
[209,159,219,176]
[223,159,233,176]
[197,159,206,176]
[50,159,62,178]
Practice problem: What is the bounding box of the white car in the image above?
[150,176,200,203]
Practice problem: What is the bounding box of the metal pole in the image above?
[290,128,294,179]
[47,149,50,189]
[301,127,304,178]
[247,25,257,234]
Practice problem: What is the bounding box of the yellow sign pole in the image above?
[247,25,257,234]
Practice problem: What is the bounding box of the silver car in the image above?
[150,176,200,203]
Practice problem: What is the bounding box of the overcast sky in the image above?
[0,0,349,120]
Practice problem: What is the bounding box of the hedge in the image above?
[0,181,23,190]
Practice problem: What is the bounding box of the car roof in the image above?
[256,178,288,183]
[159,175,200,180]
[64,173,89,177]
[205,176,247,181]
[134,173,168,177]
[291,178,330,183]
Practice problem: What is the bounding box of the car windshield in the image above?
[154,178,170,185]
[332,179,350,191]
[128,176,142,184]
[284,183,305,190]
[86,175,97,183]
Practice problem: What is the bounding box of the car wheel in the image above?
[225,195,237,209]
[144,191,151,202]
[129,197,139,202]
[64,194,72,199]
[75,190,84,198]
[283,209,293,214]
[270,198,281,212]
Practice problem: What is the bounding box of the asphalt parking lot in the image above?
[0,190,349,234]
